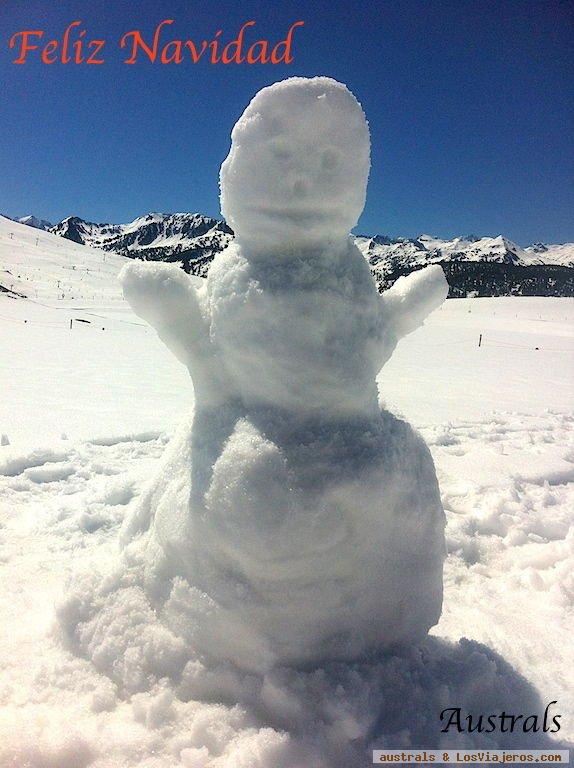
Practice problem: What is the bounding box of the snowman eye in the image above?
[270,139,292,160]
[320,149,338,170]
[292,178,308,196]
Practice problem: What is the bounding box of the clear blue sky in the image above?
[1,0,572,244]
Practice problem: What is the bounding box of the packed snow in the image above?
[0,78,572,767]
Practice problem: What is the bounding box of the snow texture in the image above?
[1,287,572,764]
[1,414,572,766]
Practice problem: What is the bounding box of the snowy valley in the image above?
[6,211,574,297]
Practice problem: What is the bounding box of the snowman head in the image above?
[220,77,370,253]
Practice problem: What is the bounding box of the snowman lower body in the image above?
[122,404,445,673]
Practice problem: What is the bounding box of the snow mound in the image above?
[60,406,445,674]
[220,76,370,251]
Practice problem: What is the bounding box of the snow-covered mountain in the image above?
[51,212,233,276]
[524,241,574,267]
[354,233,574,270]
[7,214,54,231]
[354,233,574,296]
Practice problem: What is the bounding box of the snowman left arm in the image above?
[120,261,235,407]
[119,260,209,367]
[380,264,449,340]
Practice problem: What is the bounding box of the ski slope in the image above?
[0,217,573,765]
[0,216,190,447]
[0,214,127,305]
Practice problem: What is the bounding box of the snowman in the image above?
[119,77,448,673]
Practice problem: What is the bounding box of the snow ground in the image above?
[0,219,573,765]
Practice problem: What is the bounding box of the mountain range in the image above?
[8,212,574,297]
[50,212,233,276]
[356,233,574,297]
[12,214,54,231]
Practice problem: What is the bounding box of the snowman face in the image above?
[220,77,371,252]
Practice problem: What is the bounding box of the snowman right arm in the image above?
[120,261,209,369]
[381,264,449,340]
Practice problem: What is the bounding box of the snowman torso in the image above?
[207,240,395,417]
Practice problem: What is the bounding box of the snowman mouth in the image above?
[248,205,332,220]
